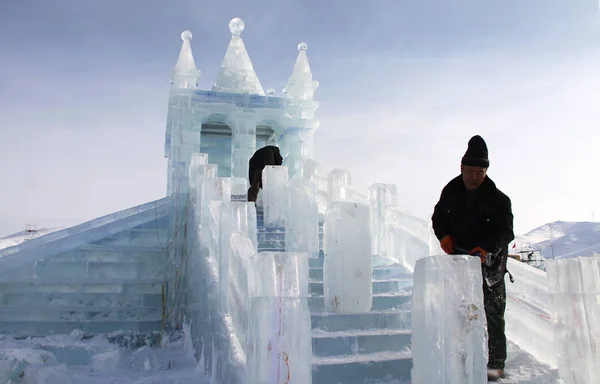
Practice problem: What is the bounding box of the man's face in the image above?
[461,165,487,190]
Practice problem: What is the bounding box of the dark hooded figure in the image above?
[247,145,283,202]
[431,135,514,381]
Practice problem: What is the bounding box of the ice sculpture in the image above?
[171,30,201,90]
[286,179,319,257]
[212,17,265,96]
[246,252,312,384]
[327,169,352,204]
[218,202,258,313]
[382,208,431,272]
[411,255,488,384]
[283,42,319,101]
[368,183,399,255]
[200,177,231,260]
[262,166,289,227]
[323,202,373,313]
[546,256,600,384]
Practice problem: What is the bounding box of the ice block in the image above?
[246,251,312,384]
[546,256,600,384]
[323,202,373,313]
[411,255,488,384]
[327,169,352,205]
[286,179,319,257]
[368,183,399,255]
[262,166,289,228]
[219,202,258,313]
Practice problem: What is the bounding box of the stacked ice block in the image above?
[411,255,488,384]
[286,178,319,258]
[547,256,600,384]
[262,166,289,228]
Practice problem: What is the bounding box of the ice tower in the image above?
[164,17,319,198]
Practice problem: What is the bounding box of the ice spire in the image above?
[283,42,319,100]
[211,17,265,96]
[171,30,200,89]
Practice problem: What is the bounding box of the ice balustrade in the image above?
[411,255,488,384]
[546,256,600,384]
[504,258,556,367]
[184,159,313,383]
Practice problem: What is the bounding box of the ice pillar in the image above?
[368,183,399,256]
[327,169,352,205]
[230,113,257,181]
[546,256,600,384]
[286,178,319,258]
[280,127,315,179]
[263,166,289,228]
[246,252,312,384]
[219,202,258,314]
[323,202,373,313]
[411,255,488,384]
[199,177,231,261]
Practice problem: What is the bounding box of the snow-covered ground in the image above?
[0,330,557,384]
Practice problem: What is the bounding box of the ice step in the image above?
[312,350,412,384]
[13,260,166,280]
[0,320,162,338]
[309,267,412,282]
[309,279,401,296]
[90,229,169,247]
[311,310,412,332]
[0,278,164,294]
[308,293,411,312]
[312,329,411,357]
[0,306,162,322]
[0,292,162,308]
[52,246,166,263]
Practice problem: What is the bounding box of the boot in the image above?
[487,368,504,381]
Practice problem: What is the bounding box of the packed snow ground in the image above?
[0,330,557,384]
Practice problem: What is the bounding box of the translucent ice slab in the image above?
[246,251,311,383]
[286,179,319,257]
[411,255,488,384]
[323,202,373,313]
[262,166,289,228]
[546,256,600,384]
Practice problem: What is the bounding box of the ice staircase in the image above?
[255,206,414,384]
[0,198,171,340]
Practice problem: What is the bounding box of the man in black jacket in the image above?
[247,145,283,203]
[432,135,514,381]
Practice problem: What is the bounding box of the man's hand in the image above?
[469,246,488,263]
[440,235,455,254]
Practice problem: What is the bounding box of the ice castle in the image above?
[0,17,598,384]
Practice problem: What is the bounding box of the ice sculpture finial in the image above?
[211,17,265,96]
[175,30,196,71]
[229,17,245,36]
[171,30,200,89]
[283,41,319,100]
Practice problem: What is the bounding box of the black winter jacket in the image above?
[432,175,514,286]
[248,146,283,187]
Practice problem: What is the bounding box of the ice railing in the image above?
[0,197,170,276]
[183,156,313,383]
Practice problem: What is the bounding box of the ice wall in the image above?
[411,255,488,384]
[323,202,373,313]
[547,256,600,384]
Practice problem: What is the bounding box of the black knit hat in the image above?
[461,135,489,168]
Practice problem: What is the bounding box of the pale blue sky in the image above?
[1,0,599,236]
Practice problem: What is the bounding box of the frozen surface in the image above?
[411,255,488,384]
[286,178,319,257]
[262,166,289,227]
[246,251,312,384]
[368,183,399,256]
[323,202,373,313]
[546,256,600,384]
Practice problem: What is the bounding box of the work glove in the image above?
[469,246,488,263]
[440,235,455,254]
